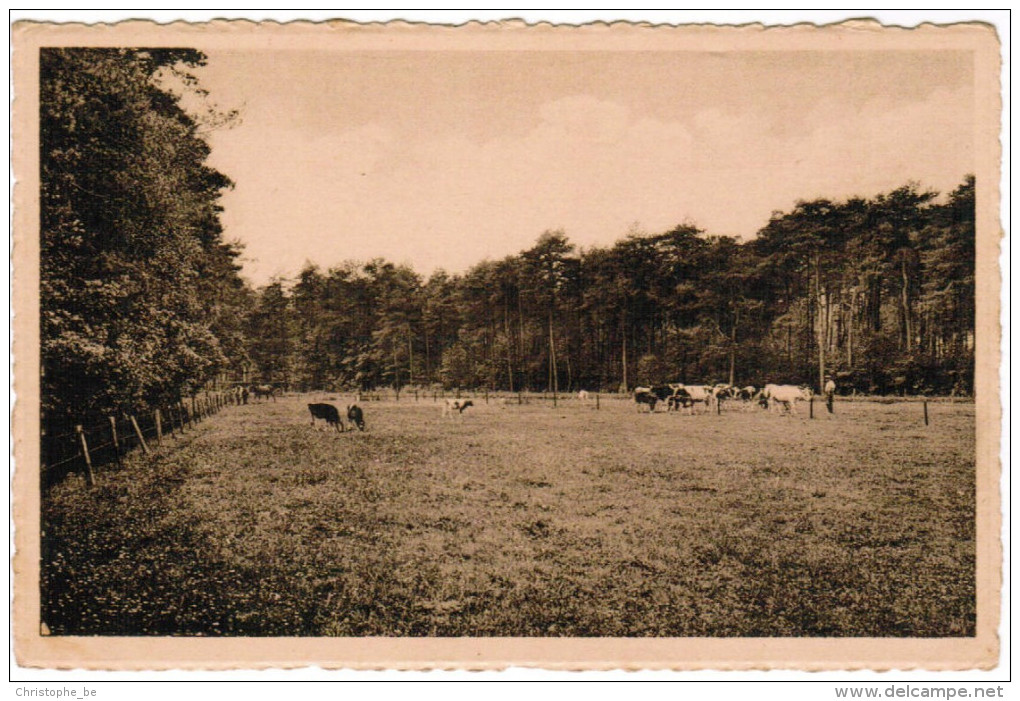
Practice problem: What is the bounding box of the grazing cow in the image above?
[736,386,757,402]
[669,384,714,413]
[735,385,758,410]
[763,384,813,415]
[251,384,276,402]
[712,384,737,409]
[346,404,366,431]
[443,398,474,417]
[667,387,698,414]
[577,390,590,402]
[634,387,658,412]
[634,386,671,412]
[308,403,343,432]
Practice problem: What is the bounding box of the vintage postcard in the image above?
[11,19,1002,670]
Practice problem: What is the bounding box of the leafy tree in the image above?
[41,48,244,420]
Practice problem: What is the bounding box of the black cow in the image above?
[346,404,366,431]
[308,403,344,432]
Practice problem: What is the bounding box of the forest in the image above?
[249,177,975,399]
[40,49,976,426]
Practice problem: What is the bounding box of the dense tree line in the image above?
[39,48,975,421]
[250,177,975,396]
[40,48,251,423]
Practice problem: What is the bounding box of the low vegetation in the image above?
[42,394,975,637]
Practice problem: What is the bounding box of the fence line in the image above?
[42,388,246,489]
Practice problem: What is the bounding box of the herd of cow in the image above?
[227,384,278,404]
[632,383,814,415]
[233,380,815,435]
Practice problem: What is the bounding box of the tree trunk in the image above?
[901,257,912,350]
[848,289,856,368]
[786,322,792,371]
[548,307,558,396]
[517,290,526,361]
[620,311,628,391]
[728,305,738,386]
[407,328,414,386]
[504,303,514,393]
[423,321,431,385]
[815,255,825,392]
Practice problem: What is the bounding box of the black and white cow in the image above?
[666,387,699,414]
[634,385,673,412]
[443,398,474,417]
[667,384,714,413]
[346,404,366,431]
[734,385,758,410]
[634,387,658,412]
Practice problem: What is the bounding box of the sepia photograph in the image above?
[11,16,1003,671]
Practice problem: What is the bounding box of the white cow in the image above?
[577,390,590,402]
[763,384,813,415]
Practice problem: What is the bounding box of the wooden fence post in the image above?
[809,396,814,419]
[75,425,95,487]
[129,415,150,454]
[108,416,122,468]
[154,409,163,446]
[923,399,929,426]
[485,388,489,404]
[596,393,600,411]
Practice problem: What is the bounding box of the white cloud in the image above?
[210,88,973,283]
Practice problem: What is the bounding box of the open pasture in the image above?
[42,393,975,637]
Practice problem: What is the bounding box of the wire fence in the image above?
[42,388,247,489]
[43,382,970,489]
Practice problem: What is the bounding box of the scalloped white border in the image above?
[7,10,1010,684]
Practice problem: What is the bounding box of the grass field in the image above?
[41,393,976,637]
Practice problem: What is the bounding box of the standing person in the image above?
[824,375,836,415]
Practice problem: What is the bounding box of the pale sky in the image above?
[192,50,974,284]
